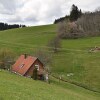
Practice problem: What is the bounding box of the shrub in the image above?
[0,48,15,70]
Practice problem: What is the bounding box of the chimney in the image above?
[24,54,27,59]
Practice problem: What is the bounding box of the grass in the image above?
[0,70,100,100]
[0,24,100,92]
[0,24,56,54]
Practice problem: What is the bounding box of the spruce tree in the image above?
[70,4,81,21]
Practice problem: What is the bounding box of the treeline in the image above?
[0,22,26,31]
[54,4,82,24]
[57,11,100,39]
[77,11,100,35]
[55,4,100,39]
[54,16,70,24]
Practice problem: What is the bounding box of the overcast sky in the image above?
[0,0,100,26]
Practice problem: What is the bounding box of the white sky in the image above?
[0,0,100,26]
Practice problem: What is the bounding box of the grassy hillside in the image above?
[0,24,56,54]
[0,24,100,92]
[0,70,100,100]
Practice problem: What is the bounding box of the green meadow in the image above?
[0,24,100,98]
[0,70,100,100]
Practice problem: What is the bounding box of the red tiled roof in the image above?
[12,55,37,75]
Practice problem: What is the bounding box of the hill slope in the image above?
[0,24,100,92]
[0,70,100,100]
[0,24,56,53]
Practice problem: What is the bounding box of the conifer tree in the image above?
[70,4,82,21]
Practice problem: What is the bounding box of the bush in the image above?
[0,48,15,70]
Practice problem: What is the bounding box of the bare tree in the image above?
[95,7,100,12]
[34,48,52,66]
[48,36,61,53]
[77,11,100,36]
[57,21,70,38]
[34,48,52,76]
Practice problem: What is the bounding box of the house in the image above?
[12,54,44,80]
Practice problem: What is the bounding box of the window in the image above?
[19,64,24,68]
[35,65,39,71]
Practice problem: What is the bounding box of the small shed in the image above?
[12,54,44,80]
